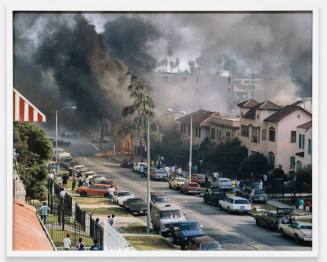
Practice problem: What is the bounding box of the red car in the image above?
[180,182,204,195]
[76,184,110,197]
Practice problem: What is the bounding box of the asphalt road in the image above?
[58,135,311,251]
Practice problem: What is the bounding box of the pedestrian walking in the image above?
[305,198,312,215]
[39,202,50,224]
[76,238,85,250]
[63,233,72,250]
[90,239,102,250]
[85,175,90,187]
[108,185,115,202]
[72,175,77,191]
[108,214,115,227]
[78,176,83,187]
[258,179,263,190]
[139,165,145,178]
[297,197,305,214]
[62,173,69,188]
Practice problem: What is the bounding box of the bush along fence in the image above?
[30,179,105,250]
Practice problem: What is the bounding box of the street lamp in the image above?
[55,106,77,172]
[167,108,192,182]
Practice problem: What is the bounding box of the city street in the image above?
[62,137,311,251]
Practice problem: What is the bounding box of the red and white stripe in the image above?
[13,88,46,123]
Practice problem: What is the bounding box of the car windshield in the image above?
[118,192,131,197]
[153,196,169,203]
[128,198,144,204]
[180,222,201,231]
[234,199,250,204]
[254,190,265,194]
[160,210,182,219]
[201,242,220,250]
[300,225,312,230]
[220,179,230,183]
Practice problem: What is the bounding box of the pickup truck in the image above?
[171,220,205,250]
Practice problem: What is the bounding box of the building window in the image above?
[308,139,312,155]
[226,131,231,137]
[269,127,275,142]
[299,134,305,149]
[291,131,296,143]
[251,127,260,144]
[217,129,222,140]
[198,128,201,138]
[262,129,266,140]
[241,125,249,137]
[195,127,198,137]
[256,114,259,119]
[290,156,296,169]
[210,128,215,140]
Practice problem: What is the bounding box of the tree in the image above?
[122,73,155,159]
[206,138,248,177]
[239,152,268,177]
[295,165,312,193]
[14,122,53,199]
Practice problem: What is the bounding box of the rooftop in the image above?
[237,99,259,108]
[264,104,311,123]
[13,199,54,251]
[297,121,312,131]
[176,109,217,126]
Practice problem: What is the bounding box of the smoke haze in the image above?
[13,12,312,131]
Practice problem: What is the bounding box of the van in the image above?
[151,203,185,237]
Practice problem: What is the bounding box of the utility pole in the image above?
[189,115,193,182]
[146,120,151,233]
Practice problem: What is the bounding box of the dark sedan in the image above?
[123,197,147,216]
[203,189,226,206]
[254,208,294,231]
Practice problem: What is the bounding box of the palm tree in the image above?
[122,73,155,159]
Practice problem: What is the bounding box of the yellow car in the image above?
[169,177,187,190]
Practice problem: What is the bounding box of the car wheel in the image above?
[294,234,301,244]
[280,229,286,238]
[104,193,109,198]
[80,191,87,197]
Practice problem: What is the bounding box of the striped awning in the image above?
[13,88,46,123]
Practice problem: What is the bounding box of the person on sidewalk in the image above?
[90,239,102,250]
[297,198,305,214]
[76,238,85,250]
[72,175,77,191]
[39,202,50,224]
[107,185,116,202]
[139,165,145,178]
[305,198,312,215]
[63,233,72,250]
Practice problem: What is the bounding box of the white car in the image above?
[217,178,233,190]
[113,191,135,205]
[279,222,312,243]
[219,196,251,214]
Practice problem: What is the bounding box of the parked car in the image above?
[151,203,185,237]
[150,192,170,206]
[151,168,169,181]
[60,157,73,170]
[124,197,147,215]
[237,189,268,203]
[90,176,114,187]
[57,139,71,147]
[219,196,251,214]
[180,182,204,195]
[254,208,294,231]
[113,191,135,205]
[171,220,205,249]
[279,222,312,244]
[216,177,233,190]
[120,159,133,168]
[191,174,208,186]
[169,177,187,189]
[76,184,110,197]
[132,162,147,173]
[187,236,222,251]
[203,188,226,206]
